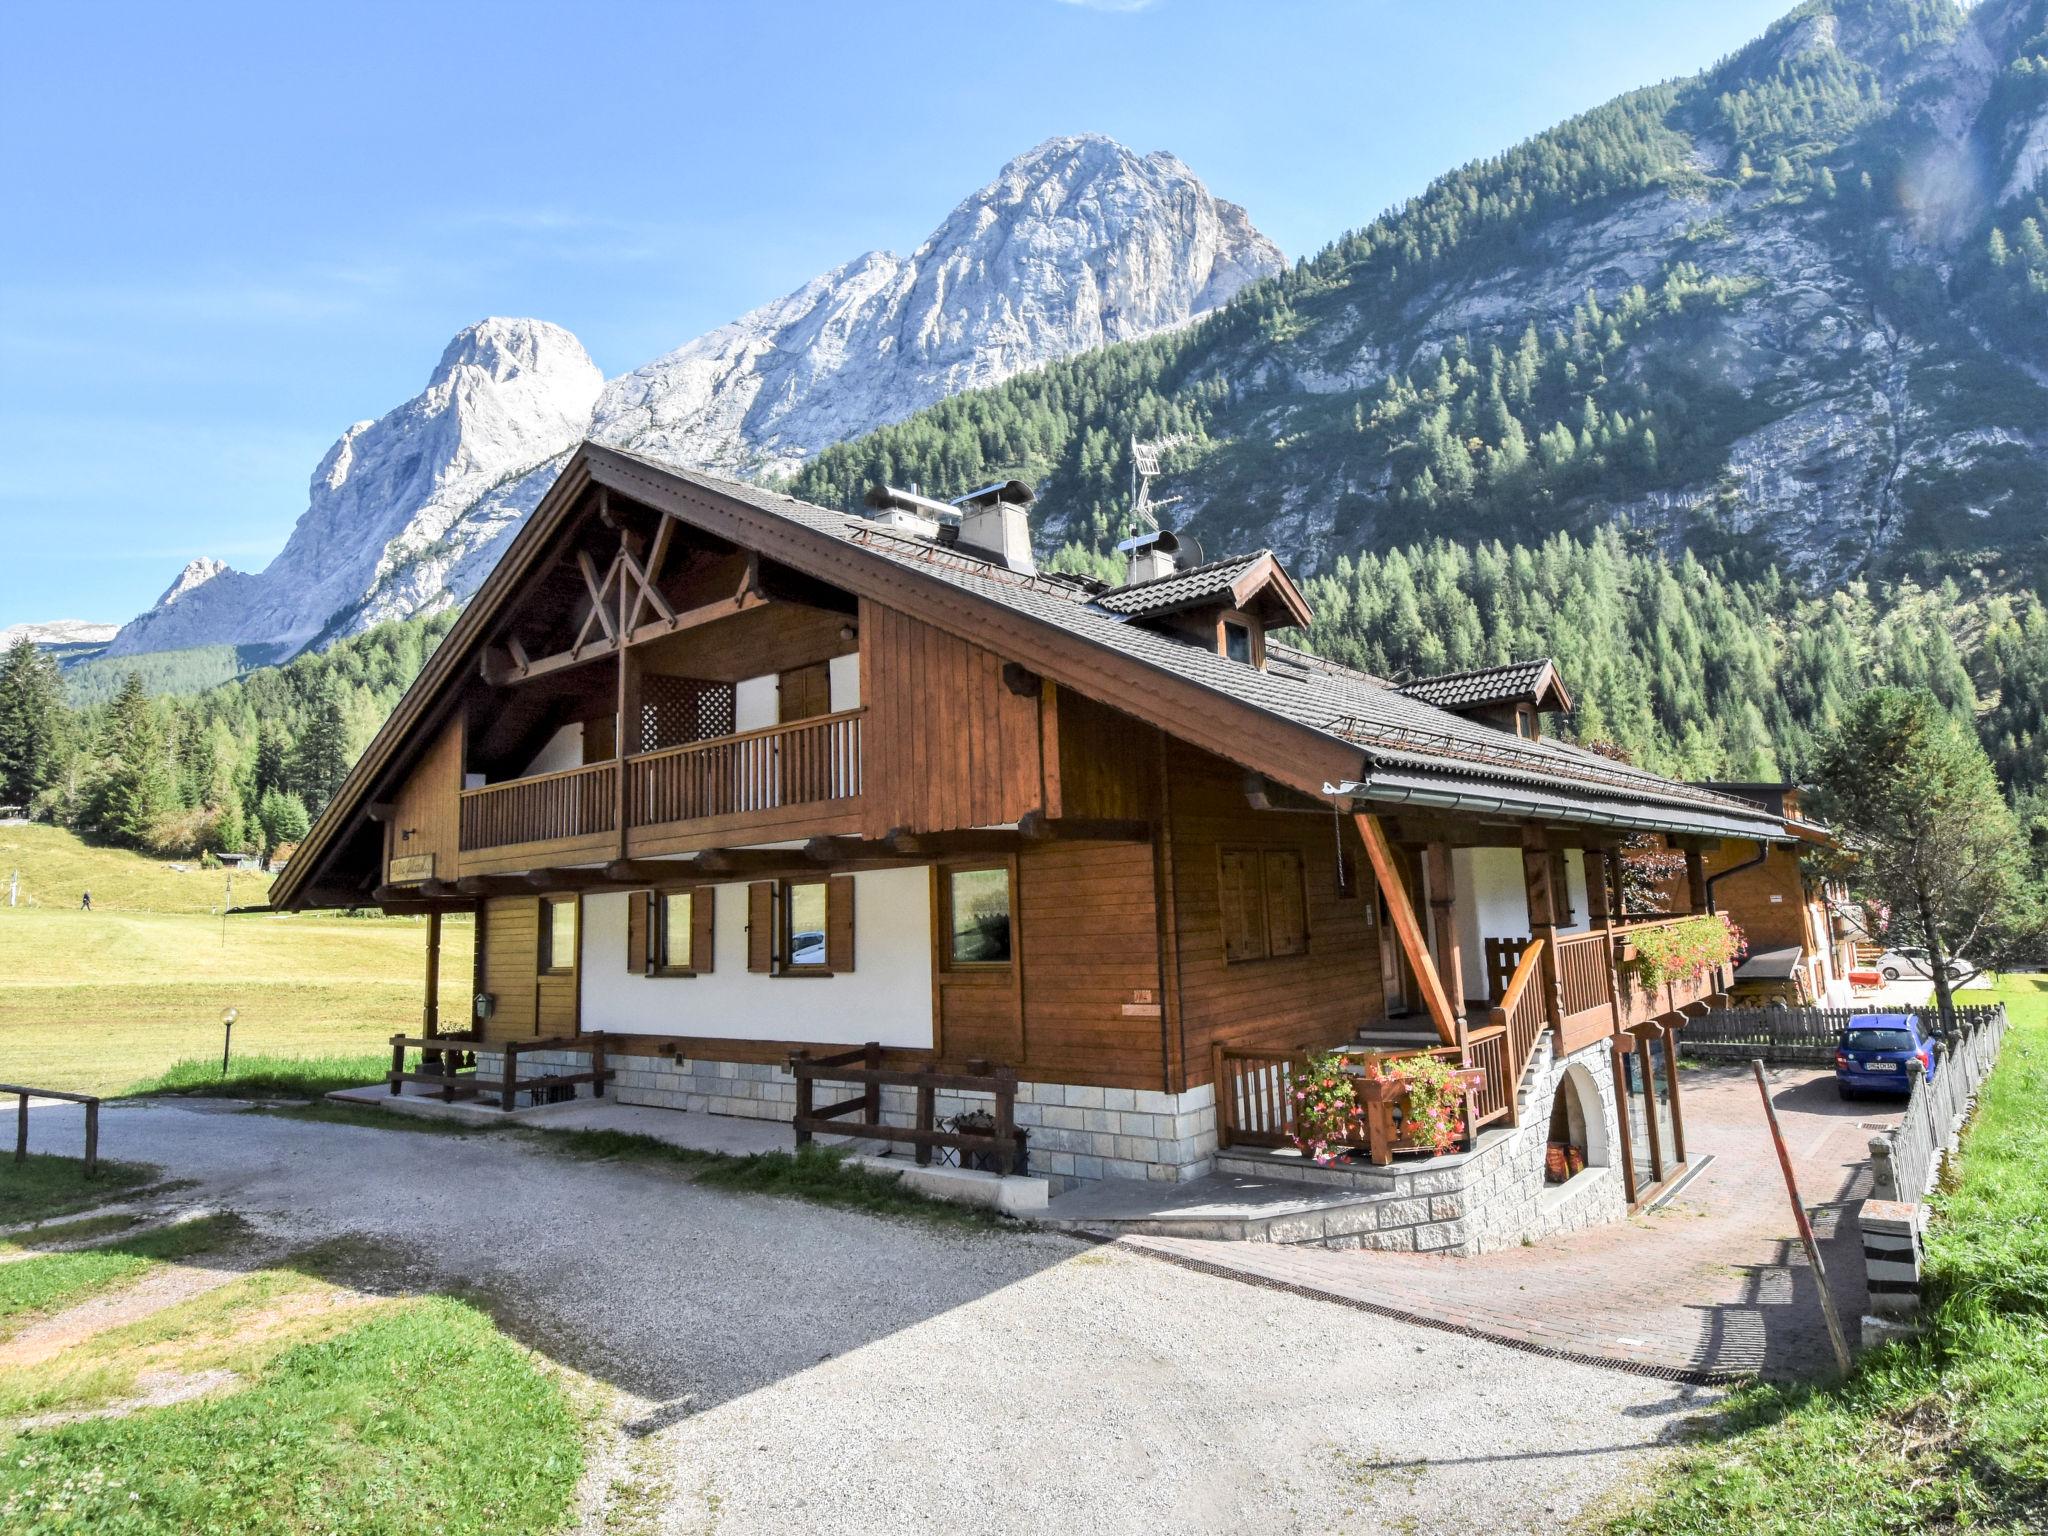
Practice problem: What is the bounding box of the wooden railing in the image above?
[387,1032,614,1109]
[1212,1045,1303,1149]
[628,708,864,828]
[788,1043,1023,1173]
[1477,937,1550,1128]
[1554,929,1613,1018]
[459,761,617,852]
[1483,936,1531,1002]
[6,1083,100,1177]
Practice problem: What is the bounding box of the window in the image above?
[783,880,829,971]
[658,891,693,973]
[1220,848,1307,962]
[1516,705,1538,739]
[944,866,1013,966]
[1223,621,1253,665]
[540,896,577,975]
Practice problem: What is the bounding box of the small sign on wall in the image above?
[1768,893,1783,903]
[388,852,436,885]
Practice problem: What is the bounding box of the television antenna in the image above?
[1126,433,1191,535]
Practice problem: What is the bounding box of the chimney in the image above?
[1118,528,1184,585]
[951,481,1036,574]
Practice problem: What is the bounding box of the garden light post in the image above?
[220,1007,239,1078]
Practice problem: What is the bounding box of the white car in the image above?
[1873,947,1967,984]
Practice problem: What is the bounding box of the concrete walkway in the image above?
[1108,1063,1899,1381]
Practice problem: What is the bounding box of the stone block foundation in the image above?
[472,1048,1219,1194]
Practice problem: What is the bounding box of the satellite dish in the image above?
[1173,533,1205,570]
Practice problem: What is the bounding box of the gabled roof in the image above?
[1399,658,1573,714]
[1095,550,1313,629]
[272,444,1788,907]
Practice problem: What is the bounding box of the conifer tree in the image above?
[0,637,65,808]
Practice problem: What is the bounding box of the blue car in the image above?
[1835,1014,1936,1099]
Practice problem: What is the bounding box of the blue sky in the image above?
[0,0,1795,628]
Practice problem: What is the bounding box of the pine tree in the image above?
[289,674,352,813]
[0,637,65,807]
[1814,689,2038,1026]
[97,673,176,846]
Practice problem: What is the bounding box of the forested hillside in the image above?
[788,0,2048,585]
[7,528,2048,866]
[0,614,455,859]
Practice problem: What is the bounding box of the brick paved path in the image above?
[1122,1063,1898,1381]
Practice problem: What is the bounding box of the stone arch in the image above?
[1542,1061,1611,1183]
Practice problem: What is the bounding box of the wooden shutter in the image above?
[779,662,832,723]
[583,711,616,764]
[826,875,856,972]
[1265,850,1308,957]
[1219,850,1267,962]
[692,885,716,974]
[627,891,650,976]
[747,881,775,973]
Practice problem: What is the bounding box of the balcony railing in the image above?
[627,708,864,827]
[459,761,617,852]
[457,710,866,856]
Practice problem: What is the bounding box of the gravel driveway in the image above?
[19,1100,1712,1534]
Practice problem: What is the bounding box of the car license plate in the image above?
[1865,1062,1900,1072]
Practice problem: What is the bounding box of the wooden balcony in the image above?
[1554,915,1729,1053]
[456,710,865,865]
[627,708,862,827]
[460,761,617,854]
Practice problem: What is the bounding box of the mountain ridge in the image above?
[95,135,1281,663]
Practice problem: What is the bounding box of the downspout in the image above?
[1703,838,1770,914]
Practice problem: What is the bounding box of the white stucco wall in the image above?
[519,721,583,779]
[734,676,777,733]
[578,865,935,1049]
[829,652,860,711]
[1560,848,1591,935]
[1453,846,1529,1001]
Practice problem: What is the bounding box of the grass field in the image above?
[0,825,471,1096]
[0,821,273,914]
[1608,975,2048,1534]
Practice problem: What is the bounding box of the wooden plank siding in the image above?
[1166,751,1382,1088]
[858,600,1045,838]
[479,896,540,1044]
[1008,839,1164,1088]
[1055,691,1158,821]
[384,717,463,883]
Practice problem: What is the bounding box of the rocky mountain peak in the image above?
[590,133,1283,478]
[156,557,231,608]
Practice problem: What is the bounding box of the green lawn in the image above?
[0,1155,161,1227]
[0,824,472,1096]
[0,1215,245,1335]
[0,1239,582,1535]
[1606,976,2048,1534]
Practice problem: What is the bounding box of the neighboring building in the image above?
[1691,782,1856,1006]
[272,443,1793,1250]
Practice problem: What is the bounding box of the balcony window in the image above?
[944,866,1013,967]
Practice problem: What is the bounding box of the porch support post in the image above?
[615,645,640,859]
[1424,842,1466,1044]
[422,910,442,1037]
[1353,812,1459,1047]
[1684,846,1708,915]
[1521,827,1565,1029]
[1610,1033,1638,1206]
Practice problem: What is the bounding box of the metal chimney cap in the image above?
[951,479,1035,509]
[864,483,961,522]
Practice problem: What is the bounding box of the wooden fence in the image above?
[5,1083,99,1177]
[386,1032,614,1109]
[1680,1003,2007,1066]
[628,709,863,827]
[1870,1004,2008,1203]
[788,1043,1023,1174]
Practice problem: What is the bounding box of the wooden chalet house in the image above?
[273,443,1796,1249]
[1691,782,1856,1007]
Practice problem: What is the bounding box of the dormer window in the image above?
[1224,621,1253,666]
